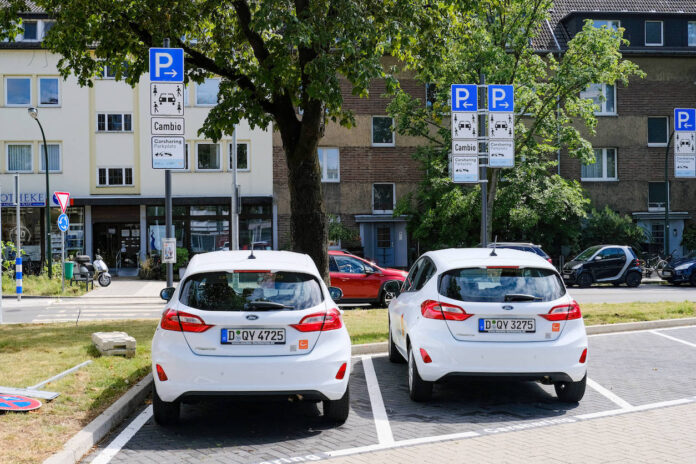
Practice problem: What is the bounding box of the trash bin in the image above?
[64,262,74,280]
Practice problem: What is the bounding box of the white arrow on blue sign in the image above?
[674,108,696,132]
[57,213,69,232]
[488,85,514,112]
[451,84,478,112]
[149,48,184,82]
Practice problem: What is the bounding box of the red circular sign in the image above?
[0,395,42,412]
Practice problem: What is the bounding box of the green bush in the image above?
[139,247,189,280]
[682,225,696,252]
[578,206,645,253]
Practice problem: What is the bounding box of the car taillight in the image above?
[160,309,214,332]
[291,308,343,332]
[634,259,640,267]
[547,258,553,264]
[421,300,472,321]
[540,300,582,321]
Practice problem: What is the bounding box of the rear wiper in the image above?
[504,294,542,302]
[244,301,295,310]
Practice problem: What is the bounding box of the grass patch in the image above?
[2,275,88,297]
[341,301,696,344]
[0,320,156,464]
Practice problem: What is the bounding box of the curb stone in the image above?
[42,373,153,464]
[45,317,696,463]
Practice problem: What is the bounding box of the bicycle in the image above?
[640,248,677,278]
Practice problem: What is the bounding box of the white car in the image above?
[152,250,351,425]
[388,248,588,402]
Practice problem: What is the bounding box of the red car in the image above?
[329,250,407,306]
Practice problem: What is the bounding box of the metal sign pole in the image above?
[61,229,65,293]
[15,175,21,301]
[232,127,239,250]
[479,73,488,248]
[163,38,174,288]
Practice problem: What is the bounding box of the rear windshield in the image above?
[179,271,324,311]
[439,267,565,303]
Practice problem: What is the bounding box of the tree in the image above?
[389,0,644,251]
[578,206,646,254]
[1,0,420,282]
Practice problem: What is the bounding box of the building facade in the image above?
[0,14,275,272]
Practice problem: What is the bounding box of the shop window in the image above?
[97,167,134,186]
[648,182,667,211]
[5,77,31,106]
[647,117,668,147]
[195,78,220,106]
[196,143,220,170]
[582,148,617,181]
[39,144,61,172]
[97,113,132,132]
[229,142,250,171]
[190,219,230,252]
[689,22,696,46]
[372,116,395,147]
[373,183,395,214]
[645,21,663,46]
[7,144,33,172]
[580,84,615,115]
[318,147,339,182]
[39,77,60,106]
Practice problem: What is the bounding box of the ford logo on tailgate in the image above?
[246,315,259,320]
[502,305,514,311]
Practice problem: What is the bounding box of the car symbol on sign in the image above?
[159,93,176,104]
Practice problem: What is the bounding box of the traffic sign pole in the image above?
[480,74,487,248]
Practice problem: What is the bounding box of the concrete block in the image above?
[91,332,136,358]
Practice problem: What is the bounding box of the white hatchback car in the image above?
[388,248,588,402]
[152,250,351,424]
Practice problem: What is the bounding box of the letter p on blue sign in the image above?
[451,84,478,112]
[674,108,696,132]
[149,48,184,82]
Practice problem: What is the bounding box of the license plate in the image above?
[479,318,536,333]
[563,275,570,280]
[662,270,672,277]
[221,328,286,345]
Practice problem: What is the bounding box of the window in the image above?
[39,78,60,106]
[42,21,55,36]
[689,22,696,47]
[96,113,132,132]
[21,20,38,40]
[195,79,220,106]
[582,148,617,181]
[97,167,133,186]
[39,144,61,172]
[591,19,620,30]
[7,144,32,172]
[580,84,615,115]
[5,77,31,106]
[317,147,339,182]
[648,182,667,210]
[183,85,190,106]
[372,116,395,146]
[645,21,663,46]
[334,255,370,274]
[412,258,436,291]
[229,142,250,171]
[647,117,668,147]
[196,143,220,170]
[650,223,664,245]
[373,183,395,213]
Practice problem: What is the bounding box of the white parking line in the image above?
[586,378,632,409]
[361,355,394,445]
[650,330,696,348]
[89,405,153,464]
[588,324,696,338]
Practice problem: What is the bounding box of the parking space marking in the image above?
[89,405,153,464]
[650,330,696,348]
[576,397,693,420]
[587,378,632,409]
[325,430,480,458]
[588,324,696,338]
[361,355,394,445]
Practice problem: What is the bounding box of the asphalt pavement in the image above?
[568,284,696,304]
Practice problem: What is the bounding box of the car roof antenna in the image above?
[490,236,498,257]
[248,244,256,260]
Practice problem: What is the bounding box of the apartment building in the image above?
[0,13,275,272]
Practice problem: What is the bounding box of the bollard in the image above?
[16,256,22,300]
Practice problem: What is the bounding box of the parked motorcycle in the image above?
[74,254,112,287]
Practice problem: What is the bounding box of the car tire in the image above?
[408,347,432,402]
[690,274,696,287]
[576,273,593,288]
[379,281,401,308]
[152,385,180,426]
[323,386,350,424]
[554,374,586,403]
[625,271,642,288]
[388,320,405,364]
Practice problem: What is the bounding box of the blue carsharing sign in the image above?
[674,108,696,132]
[149,48,184,82]
[451,84,478,112]
[488,85,514,112]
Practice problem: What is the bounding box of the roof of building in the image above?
[0,0,43,14]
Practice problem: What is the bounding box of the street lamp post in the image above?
[28,107,53,279]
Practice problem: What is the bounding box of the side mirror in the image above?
[364,269,376,275]
[160,287,175,302]
[594,256,603,261]
[328,286,343,302]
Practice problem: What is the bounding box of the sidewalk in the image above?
[325,402,696,464]
[80,279,169,299]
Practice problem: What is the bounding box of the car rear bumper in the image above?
[411,321,588,383]
[152,329,351,402]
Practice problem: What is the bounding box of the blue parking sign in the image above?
[451,84,478,112]
[149,48,184,82]
[488,85,514,112]
[674,108,696,132]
